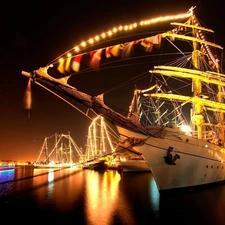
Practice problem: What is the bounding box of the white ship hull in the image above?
[117,125,225,191]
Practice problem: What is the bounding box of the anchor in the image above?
[164,146,180,165]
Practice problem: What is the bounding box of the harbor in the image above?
[21,6,225,193]
[31,114,151,174]
[2,2,225,224]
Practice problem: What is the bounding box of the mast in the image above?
[36,136,48,163]
[161,11,223,141]
[100,116,106,155]
[45,137,49,163]
[55,133,58,162]
[68,131,72,163]
[216,60,225,143]
[191,14,203,139]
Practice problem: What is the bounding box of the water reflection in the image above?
[53,168,84,211]
[0,167,161,224]
[149,175,160,213]
[31,167,84,210]
[2,167,225,224]
[0,169,15,183]
[85,170,135,225]
[48,169,54,182]
[159,185,225,225]
[0,169,15,197]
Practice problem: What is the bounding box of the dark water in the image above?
[0,166,225,224]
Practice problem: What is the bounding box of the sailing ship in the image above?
[84,114,149,172]
[0,161,16,170]
[34,132,84,168]
[83,159,108,171]
[21,7,225,192]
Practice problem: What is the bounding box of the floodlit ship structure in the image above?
[84,114,150,172]
[85,115,116,160]
[34,132,85,168]
[22,7,225,192]
[82,115,115,171]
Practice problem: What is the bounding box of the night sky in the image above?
[1,0,224,161]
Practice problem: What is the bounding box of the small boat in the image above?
[0,163,16,170]
[110,147,151,172]
[116,157,151,173]
[83,160,108,171]
[22,7,225,192]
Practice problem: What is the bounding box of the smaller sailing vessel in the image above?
[83,159,108,171]
[116,155,151,173]
[0,161,16,170]
[84,114,150,172]
[22,7,225,192]
[34,132,84,168]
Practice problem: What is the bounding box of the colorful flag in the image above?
[152,34,162,48]
[122,41,135,58]
[90,49,103,69]
[71,54,83,72]
[105,47,112,58]
[24,78,32,110]
[24,78,32,120]
[141,35,162,52]
[65,57,72,72]
[57,59,65,73]
[111,44,124,57]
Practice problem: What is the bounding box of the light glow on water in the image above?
[85,171,135,225]
[2,166,225,224]
[48,169,54,182]
[47,169,55,200]
[0,169,15,197]
[149,176,160,212]
[86,171,117,224]
[0,169,15,183]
